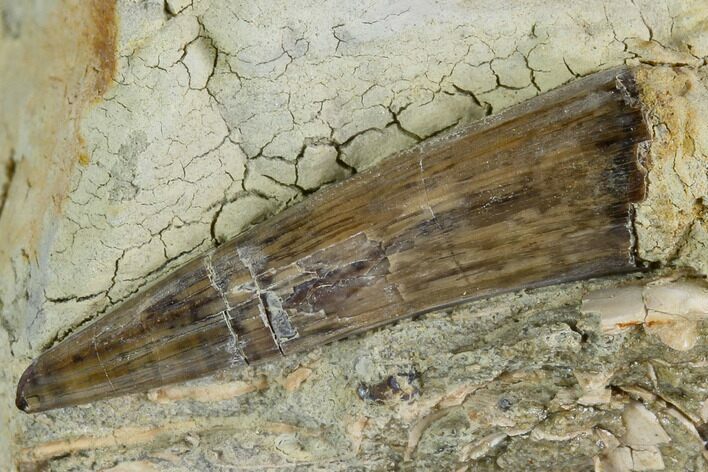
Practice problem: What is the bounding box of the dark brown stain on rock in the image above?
[88,0,117,99]
[0,156,16,222]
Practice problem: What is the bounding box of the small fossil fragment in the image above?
[17,67,651,413]
[622,401,671,447]
[574,370,613,406]
[581,279,708,350]
[581,286,646,334]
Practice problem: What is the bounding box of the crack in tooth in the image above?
[236,246,291,356]
[92,327,116,393]
[418,157,473,287]
[204,253,248,363]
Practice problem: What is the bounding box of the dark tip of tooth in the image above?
[15,394,29,412]
[16,364,36,413]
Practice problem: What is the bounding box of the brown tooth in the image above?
[17,66,650,413]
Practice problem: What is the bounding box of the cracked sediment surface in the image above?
[0,0,706,470]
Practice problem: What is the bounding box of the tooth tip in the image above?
[16,363,37,413]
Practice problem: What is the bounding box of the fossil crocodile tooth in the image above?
[17,66,650,413]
